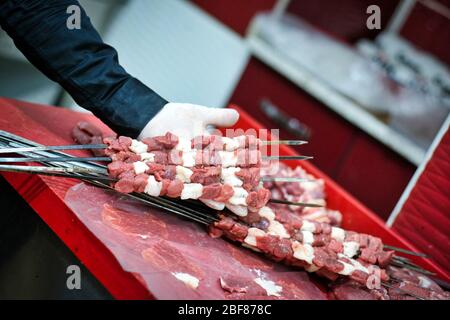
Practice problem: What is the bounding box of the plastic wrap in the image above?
[64,183,327,300]
[253,13,449,147]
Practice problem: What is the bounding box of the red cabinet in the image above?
[192,0,277,36]
[335,132,417,218]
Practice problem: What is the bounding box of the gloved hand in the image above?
[138,103,240,139]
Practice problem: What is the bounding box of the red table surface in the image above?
[0,98,447,300]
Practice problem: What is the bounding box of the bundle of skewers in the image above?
[0,128,448,300]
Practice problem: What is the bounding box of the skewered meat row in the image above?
[108,161,262,192]
[104,132,265,154]
[105,135,361,262]
[105,133,278,216]
[104,132,394,276]
[330,266,450,300]
[108,158,341,233]
[238,206,394,268]
[71,121,109,157]
[109,163,271,215]
[106,141,263,168]
[69,124,445,298]
[262,162,342,226]
[209,215,391,288]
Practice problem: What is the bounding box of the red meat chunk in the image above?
[190,167,221,185]
[107,161,133,178]
[133,173,149,193]
[114,176,135,193]
[167,150,182,165]
[152,151,169,165]
[214,185,234,202]
[142,132,178,151]
[235,168,260,191]
[246,188,271,211]
[214,216,235,231]
[200,183,222,200]
[377,250,394,268]
[228,223,248,240]
[166,180,183,198]
[154,132,179,149]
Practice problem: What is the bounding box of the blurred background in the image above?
[0,0,449,221]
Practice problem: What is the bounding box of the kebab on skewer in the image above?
[209,215,391,287]
[87,132,402,287]
[101,133,317,217]
[0,129,447,299]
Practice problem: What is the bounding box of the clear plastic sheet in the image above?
[65,183,327,300]
[253,13,449,147]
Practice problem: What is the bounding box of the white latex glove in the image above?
[138,103,239,139]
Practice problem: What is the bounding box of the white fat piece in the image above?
[133,161,149,175]
[182,151,196,168]
[343,241,360,258]
[258,206,275,221]
[301,231,314,245]
[130,139,148,154]
[144,176,162,197]
[218,151,238,167]
[140,152,155,162]
[201,199,225,211]
[242,243,262,252]
[176,137,192,152]
[418,276,434,289]
[235,135,247,148]
[301,220,316,233]
[222,137,240,151]
[352,260,369,274]
[221,167,242,187]
[244,228,266,247]
[254,278,282,297]
[172,272,199,290]
[228,187,248,206]
[338,261,355,276]
[268,221,290,238]
[180,183,203,200]
[226,204,248,217]
[337,254,369,273]
[292,241,315,265]
[305,264,320,273]
[331,227,346,242]
[175,166,193,183]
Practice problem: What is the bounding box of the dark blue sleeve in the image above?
[0,0,168,138]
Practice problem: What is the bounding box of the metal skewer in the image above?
[0,169,116,183]
[262,140,308,146]
[0,164,107,175]
[263,155,313,161]
[381,282,425,300]
[0,163,322,208]
[269,199,324,208]
[384,245,428,258]
[0,143,107,154]
[0,154,314,163]
[261,177,315,183]
[0,156,111,163]
[391,260,436,276]
[0,140,308,154]
[86,179,217,225]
